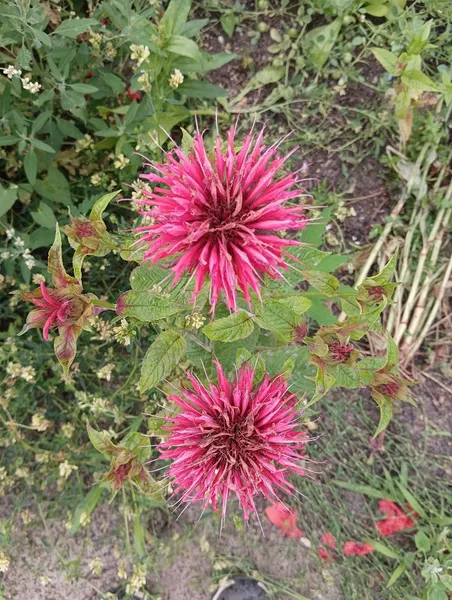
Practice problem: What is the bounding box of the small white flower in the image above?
[59,460,78,480]
[31,413,51,432]
[113,154,130,170]
[2,65,21,79]
[169,69,184,89]
[130,44,150,66]
[5,228,15,240]
[21,76,41,93]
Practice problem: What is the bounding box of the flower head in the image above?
[136,126,308,311]
[3,65,21,79]
[169,69,184,89]
[159,362,310,524]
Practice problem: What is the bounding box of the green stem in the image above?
[91,299,116,310]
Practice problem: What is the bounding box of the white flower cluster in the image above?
[6,362,36,382]
[2,66,41,94]
[130,44,150,66]
[169,69,184,89]
[2,227,36,269]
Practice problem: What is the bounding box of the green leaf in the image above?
[29,138,56,153]
[230,66,285,104]
[119,291,187,322]
[181,18,209,38]
[202,311,254,343]
[401,70,441,92]
[371,48,399,75]
[253,300,301,341]
[53,17,99,38]
[277,295,312,315]
[70,83,99,94]
[103,73,125,94]
[56,118,84,140]
[130,263,168,291]
[90,190,120,222]
[87,424,116,458]
[365,3,389,17]
[373,392,393,437]
[133,514,147,558]
[180,127,194,154]
[305,18,342,69]
[306,296,336,326]
[35,167,71,205]
[363,539,402,559]
[167,36,202,60]
[414,530,431,552]
[387,564,407,588]
[160,0,191,36]
[427,584,448,600]
[332,480,395,500]
[0,135,20,147]
[140,329,187,393]
[386,333,399,369]
[31,202,56,229]
[31,111,52,134]
[290,246,331,269]
[395,483,427,519]
[329,364,362,388]
[220,13,237,38]
[71,484,106,534]
[178,80,229,98]
[24,150,38,185]
[302,270,339,296]
[0,185,18,217]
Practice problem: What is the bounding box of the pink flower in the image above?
[343,541,374,556]
[265,503,303,538]
[135,126,308,312]
[159,362,310,525]
[320,532,337,550]
[318,548,333,560]
[375,499,416,537]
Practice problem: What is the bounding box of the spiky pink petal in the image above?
[135,127,308,311]
[159,363,310,524]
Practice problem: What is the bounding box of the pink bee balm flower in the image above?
[159,362,310,525]
[136,126,308,311]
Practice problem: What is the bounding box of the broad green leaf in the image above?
[181,18,209,38]
[140,329,187,393]
[230,66,285,104]
[178,80,229,98]
[54,17,99,38]
[0,185,18,217]
[277,295,312,315]
[213,327,259,371]
[130,263,169,291]
[305,18,342,69]
[177,52,238,73]
[180,127,194,154]
[0,135,20,147]
[401,70,440,93]
[236,347,252,367]
[289,246,331,269]
[302,270,339,296]
[332,480,395,500]
[118,291,187,322]
[340,305,384,340]
[35,167,72,205]
[87,424,115,458]
[329,364,362,389]
[414,530,431,552]
[220,13,237,38]
[386,333,399,368]
[160,0,191,36]
[31,202,56,229]
[167,36,201,61]
[253,300,301,341]
[306,296,336,326]
[56,118,84,140]
[203,311,254,343]
[365,3,388,17]
[371,48,399,75]
[29,138,56,153]
[427,584,448,600]
[24,150,38,185]
[90,190,120,222]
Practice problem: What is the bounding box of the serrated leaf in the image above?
[130,263,169,291]
[373,392,393,437]
[253,300,301,341]
[386,333,399,369]
[402,70,440,92]
[290,246,331,269]
[118,291,187,322]
[87,424,116,458]
[329,364,362,388]
[302,270,339,296]
[54,17,99,38]
[277,295,312,315]
[140,329,187,393]
[203,311,254,342]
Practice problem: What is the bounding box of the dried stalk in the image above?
[404,253,452,364]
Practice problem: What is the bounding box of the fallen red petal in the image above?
[378,499,406,518]
[343,541,374,556]
[320,532,337,550]
[318,548,332,560]
[265,503,302,538]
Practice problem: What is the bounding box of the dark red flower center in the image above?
[329,341,354,362]
[113,462,132,487]
[376,380,400,399]
[368,286,385,301]
[74,220,96,239]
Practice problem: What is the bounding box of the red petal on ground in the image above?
[265,503,302,538]
[343,541,374,556]
[318,548,332,560]
[320,532,337,550]
[378,499,406,518]
[376,516,414,536]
